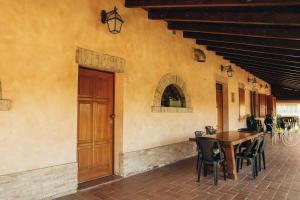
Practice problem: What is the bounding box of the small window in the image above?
[161,84,186,107]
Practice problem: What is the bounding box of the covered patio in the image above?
[59,139,300,200]
[1,0,300,199]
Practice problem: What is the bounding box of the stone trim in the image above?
[76,47,125,73]
[0,163,77,199]
[121,141,196,177]
[152,73,193,113]
[152,106,193,113]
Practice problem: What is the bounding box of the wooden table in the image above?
[189,131,265,180]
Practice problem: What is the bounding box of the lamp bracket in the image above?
[101,10,107,24]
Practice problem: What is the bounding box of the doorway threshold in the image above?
[78,175,122,191]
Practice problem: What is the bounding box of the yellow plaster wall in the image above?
[0,0,270,175]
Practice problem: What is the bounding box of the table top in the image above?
[189,131,265,146]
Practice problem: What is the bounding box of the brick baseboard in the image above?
[121,141,196,177]
[0,163,77,200]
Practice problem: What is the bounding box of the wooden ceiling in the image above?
[125,0,300,100]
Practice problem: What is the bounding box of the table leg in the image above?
[223,144,237,180]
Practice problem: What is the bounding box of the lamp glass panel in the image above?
[107,17,116,32]
[114,18,123,33]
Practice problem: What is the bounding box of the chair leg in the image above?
[196,153,200,171]
[262,151,266,170]
[213,162,218,185]
[255,156,259,176]
[197,160,202,182]
[236,158,240,173]
[204,164,208,177]
[222,161,227,181]
[259,153,262,172]
[251,159,256,179]
[241,158,244,169]
[247,160,250,166]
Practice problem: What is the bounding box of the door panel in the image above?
[78,102,93,143]
[79,75,94,98]
[78,68,114,182]
[94,102,109,142]
[78,147,93,171]
[94,143,110,168]
[95,78,109,99]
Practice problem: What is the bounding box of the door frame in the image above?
[77,66,115,182]
[215,74,229,132]
[216,83,224,132]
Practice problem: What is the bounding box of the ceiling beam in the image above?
[246,73,300,87]
[242,70,300,83]
[233,62,300,74]
[196,40,300,57]
[237,66,300,79]
[218,53,300,67]
[184,32,300,49]
[272,85,300,92]
[271,87,300,100]
[208,46,300,62]
[149,6,300,25]
[228,59,300,71]
[168,22,300,39]
[125,0,300,8]
[237,65,300,76]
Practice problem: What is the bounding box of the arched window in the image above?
[152,73,192,113]
[161,84,186,107]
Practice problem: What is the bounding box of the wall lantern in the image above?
[260,83,269,89]
[101,7,124,34]
[265,84,269,89]
[248,77,257,88]
[194,48,206,62]
[221,65,234,77]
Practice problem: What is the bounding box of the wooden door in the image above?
[78,68,114,182]
[259,94,267,117]
[267,95,277,115]
[216,83,223,132]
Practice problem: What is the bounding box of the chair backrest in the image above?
[195,137,221,161]
[205,126,216,135]
[258,135,266,153]
[194,131,205,137]
[244,137,261,156]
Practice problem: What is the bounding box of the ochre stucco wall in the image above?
[0,0,270,175]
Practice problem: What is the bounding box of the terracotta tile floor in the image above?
[58,138,300,200]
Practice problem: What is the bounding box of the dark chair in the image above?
[194,131,205,171]
[246,116,263,132]
[264,115,273,132]
[237,140,252,156]
[236,138,262,179]
[258,135,266,172]
[195,137,227,185]
[205,126,217,135]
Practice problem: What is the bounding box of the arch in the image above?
[152,73,192,113]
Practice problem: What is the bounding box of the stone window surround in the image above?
[152,73,193,113]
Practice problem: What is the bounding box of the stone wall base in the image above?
[121,141,196,177]
[0,163,77,200]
